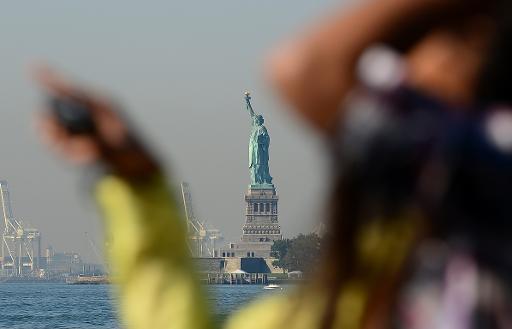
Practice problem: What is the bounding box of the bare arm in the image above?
[244,92,256,118]
[267,0,461,135]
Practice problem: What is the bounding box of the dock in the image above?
[203,272,269,285]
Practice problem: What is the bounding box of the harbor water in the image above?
[0,283,285,328]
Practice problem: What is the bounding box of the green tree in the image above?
[271,233,323,273]
[271,238,292,270]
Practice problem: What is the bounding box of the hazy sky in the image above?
[0,0,347,262]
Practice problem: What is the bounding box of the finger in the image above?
[31,64,117,119]
[36,113,101,164]
[32,65,132,153]
[35,112,70,146]
[31,64,79,98]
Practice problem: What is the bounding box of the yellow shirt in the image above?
[95,174,418,329]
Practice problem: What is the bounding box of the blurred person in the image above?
[269,0,512,328]
[34,1,512,329]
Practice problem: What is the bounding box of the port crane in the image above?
[180,182,223,258]
[1,181,41,277]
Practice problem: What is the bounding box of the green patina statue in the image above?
[244,92,273,186]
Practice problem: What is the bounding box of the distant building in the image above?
[288,270,304,279]
[38,246,105,277]
[45,246,83,274]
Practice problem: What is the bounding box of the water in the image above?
[0,284,283,328]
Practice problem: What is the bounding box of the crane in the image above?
[180,182,223,258]
[1,181,41,277]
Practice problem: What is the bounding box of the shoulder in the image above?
[224,295,291,329]
[224,290,325,329]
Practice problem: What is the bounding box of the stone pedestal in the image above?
[221,184,282,259]
[242,184,281,243]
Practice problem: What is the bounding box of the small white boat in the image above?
[263,284,282,290]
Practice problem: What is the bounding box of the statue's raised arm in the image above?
[244,91,256,118]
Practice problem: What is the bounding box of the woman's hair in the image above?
[477,1,512,104]
[316,1,512,328]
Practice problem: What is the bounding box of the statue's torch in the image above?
[244,91,255,117]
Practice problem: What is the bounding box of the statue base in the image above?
[248,183,275,190]
[241,184,281,245]
[220,182,281,258]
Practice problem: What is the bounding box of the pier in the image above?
[203,272,269,285]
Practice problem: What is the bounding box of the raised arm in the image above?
[244,91,256,119]
[267,0,463,135]
[34,67,214,329]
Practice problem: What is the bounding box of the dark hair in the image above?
[317,2,512,327]
[477,1,512,104]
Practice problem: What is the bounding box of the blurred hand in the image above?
[34,66,159,180]
[265,0,475,135]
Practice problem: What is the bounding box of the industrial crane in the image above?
[1,181,41,277]
[180,182,223,258]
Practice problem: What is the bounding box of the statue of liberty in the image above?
[244,92,273,185]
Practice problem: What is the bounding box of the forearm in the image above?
[307,0,455,63]
[34,68,212,328]
[268,0,459,134]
